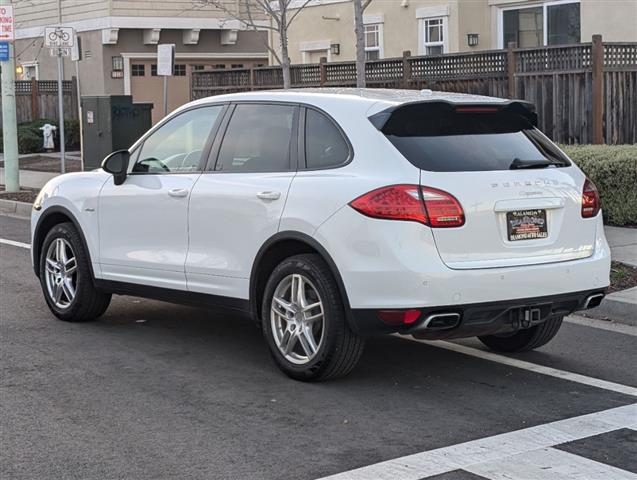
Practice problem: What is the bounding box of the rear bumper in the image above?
[349,288,606,338]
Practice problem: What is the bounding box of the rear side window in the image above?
[304,109,349,169]
[377,103,570,172]
[215,104,296,172]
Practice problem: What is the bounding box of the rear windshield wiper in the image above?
[509,158,554,170]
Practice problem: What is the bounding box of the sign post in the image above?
[45,26,74,174]
[157,44,175,118]
[0,1,19,192]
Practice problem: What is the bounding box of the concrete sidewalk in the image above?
[0,168,58,190]
[605,226,637,267]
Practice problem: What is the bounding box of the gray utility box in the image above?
[81,96,153,170]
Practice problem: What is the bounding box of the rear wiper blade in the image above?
[509,158,553,170]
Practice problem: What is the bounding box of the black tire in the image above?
[39,222,111,322]
[261,254,365,381]
[478,315,564,352]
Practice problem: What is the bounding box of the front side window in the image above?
[132,106,223,174]
[423,18,445,55]
[214,104,296,173]
[365,24,382,61]
[305,109,349,169]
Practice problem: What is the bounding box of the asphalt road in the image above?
[1,214,636,480]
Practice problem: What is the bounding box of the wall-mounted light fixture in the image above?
[112,55,124,71]
[330,43,341,55]
[467,33,479,47]
[15,64,24,75]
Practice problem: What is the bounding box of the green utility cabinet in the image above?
[81,96,153,170]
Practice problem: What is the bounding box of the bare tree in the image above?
[197,0,312,89]
[353,0,373,88]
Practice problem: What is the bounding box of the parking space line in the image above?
[317,403,637,480]
[404,337,637,397]
[0,238,31,249]
[565,315,637,336]
[466,447,637,480]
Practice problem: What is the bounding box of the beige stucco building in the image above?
[282,0,637,64]
[13,0,268,123]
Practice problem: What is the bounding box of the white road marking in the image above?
[466,447,637,480]
[565,314,637,336]
[0,238,30,249]
[317,403,637,480]
[404,337,637,397]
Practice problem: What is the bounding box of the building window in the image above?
[423,17,445,55]
[151,64,158,76]
[212,64,226,69]
[131,64,145,76]
[364,23,383,61]
[192,65,205,71]
[173,64,186,76]
[501,1,580,48]
[231,64,244,69]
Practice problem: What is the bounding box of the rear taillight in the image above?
[349,185,465,228]
[581,178,601,218]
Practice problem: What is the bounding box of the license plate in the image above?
[506,209,548,241]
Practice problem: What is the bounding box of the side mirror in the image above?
[101,150,130,186]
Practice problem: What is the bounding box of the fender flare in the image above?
[249,231,353,326]
[33,205,96,282]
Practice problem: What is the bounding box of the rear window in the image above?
[376,103,570,172]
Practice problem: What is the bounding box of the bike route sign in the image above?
[44,27,75,48]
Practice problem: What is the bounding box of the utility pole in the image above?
[0,0,19,192]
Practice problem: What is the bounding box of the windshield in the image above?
[377,103,570,172]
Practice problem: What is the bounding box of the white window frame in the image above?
[497,0,581,49]
[421,17,448,56]
[364,23,384,60]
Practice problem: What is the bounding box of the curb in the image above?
[583,293,637,327]
[0,199,32,218]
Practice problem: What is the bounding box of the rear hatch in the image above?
[374,101,597,270]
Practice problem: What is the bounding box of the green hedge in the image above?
[562,144,637,226]
[0,118,80,154]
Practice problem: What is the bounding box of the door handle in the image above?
[168,188,189,198]
[256,191,281,201]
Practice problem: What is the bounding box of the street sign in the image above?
[44,26,75,48]
[0,41,9,61]
[50,47,71,57]
[157,44,175,76]
[0,5,14,41]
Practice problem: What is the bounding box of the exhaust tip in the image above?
[583,293,604,309]
[412,312,461,332]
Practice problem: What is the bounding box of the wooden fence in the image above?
[0,78,78,128]
[192,36,637,145]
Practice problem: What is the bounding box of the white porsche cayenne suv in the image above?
[31,89,610,381]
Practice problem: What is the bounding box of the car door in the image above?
[98,105,225,290]
[186,102,299,299]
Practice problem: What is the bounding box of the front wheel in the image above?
[39,222,111,322]
[261,254,364,381]
[478,315,564,352]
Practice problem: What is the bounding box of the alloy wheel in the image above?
[44,238,78,309]
[270,273,325,365]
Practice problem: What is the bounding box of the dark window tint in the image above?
[215,104,295,172]
[132,106,223,174]
[305,109,349,169]
[174,64,186,76]
[378,103,570,172]
[151,64,158,76]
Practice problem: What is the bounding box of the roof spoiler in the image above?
[369,100,538,130]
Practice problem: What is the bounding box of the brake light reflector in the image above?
[349,185,427,224]
[349,185,465,227]
[378,309,421,326]
[581,178,600,218]
[421,187,465,228]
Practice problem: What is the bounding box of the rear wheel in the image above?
[261,254,364,381]
[39,222,111,322]
[478,315,564,352]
